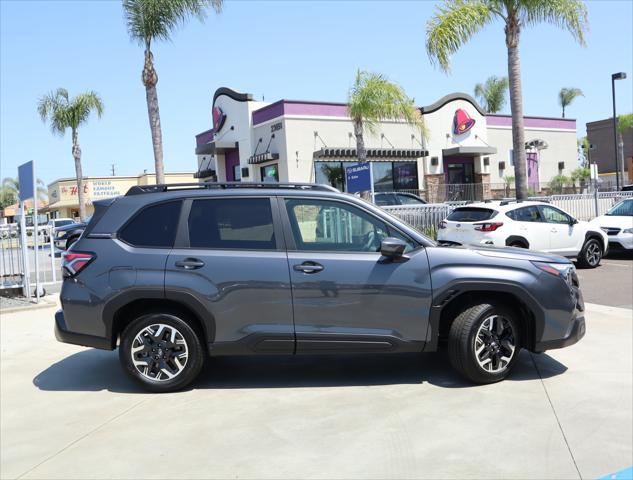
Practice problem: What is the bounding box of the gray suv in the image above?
[55,183,585,392]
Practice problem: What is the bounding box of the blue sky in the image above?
[1,0,632,186]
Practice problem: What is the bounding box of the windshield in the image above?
[606,200,633,216]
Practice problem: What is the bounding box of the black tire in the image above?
[576,238,602,269]
[448,303,521,384]
[65,236,79,250]
[119,313,205,393]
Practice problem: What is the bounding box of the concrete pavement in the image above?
[1,301,631,479]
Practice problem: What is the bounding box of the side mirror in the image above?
[569,217,578,226]
[380,237,407,260]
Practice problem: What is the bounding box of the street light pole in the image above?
[611,72,627,190]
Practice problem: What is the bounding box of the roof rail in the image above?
[499,198,550,206]
[126,182,340,196]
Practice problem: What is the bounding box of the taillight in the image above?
[439,221,447,229]
[474,222,503,232]
[62,251,95,277]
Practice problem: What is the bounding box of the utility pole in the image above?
[111,164,116,176]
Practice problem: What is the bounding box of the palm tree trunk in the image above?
[505,17,528,200]
[71,128,86,221]
[562,105,565,118]
[142,48,165,185]
[354,120,367,162]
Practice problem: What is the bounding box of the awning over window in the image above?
[442,146,497,157]
[248,152,280,164]
[313,147,427,160]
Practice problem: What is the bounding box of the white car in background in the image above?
[590,198,633,251]
[437,200,609,268]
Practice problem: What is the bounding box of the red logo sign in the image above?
[453,108,475,135]
[213,106,226,133]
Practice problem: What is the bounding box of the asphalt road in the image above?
[1,301,631,480]
[575,252,633,309]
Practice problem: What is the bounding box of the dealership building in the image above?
[194,87,578,199]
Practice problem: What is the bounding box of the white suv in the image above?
[437,201,608,268]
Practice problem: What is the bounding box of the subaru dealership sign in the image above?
[345,162,373,194]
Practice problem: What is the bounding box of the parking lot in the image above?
[1,252,631,480]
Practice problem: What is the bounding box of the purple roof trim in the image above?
[195,129,214,147]
[486,114,576,130]
[253,100,349,125]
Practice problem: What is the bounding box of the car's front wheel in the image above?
[119,313,205,392]
[577,238,602,269]
[448,303,521,384]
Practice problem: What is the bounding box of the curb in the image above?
[0,297,58,314]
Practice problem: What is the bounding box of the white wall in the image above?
[486,126,578,185]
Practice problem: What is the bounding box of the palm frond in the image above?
[474,75,508,113]
[37,88,104,134]
[558,87,584,107]
[426,0,494,72]
[522,0,588,46]
[123,0,223,46]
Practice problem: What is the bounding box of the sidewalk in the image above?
[1,302,631,479]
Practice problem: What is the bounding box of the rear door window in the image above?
[119,201,182,248]
[446,207,497,222]
[187,198,276,250]
[508,206,543,222]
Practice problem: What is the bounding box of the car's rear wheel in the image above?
[448,303,521,384]
[119,313,204,393]
[508,241,527,248]
[577,238,602,269]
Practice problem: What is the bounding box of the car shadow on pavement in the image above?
[33,349,567,394]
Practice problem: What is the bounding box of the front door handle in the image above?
[175,258,205,270]
[293,262,324,274]
[551,228,558,233]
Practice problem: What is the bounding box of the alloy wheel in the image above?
[585,242,601,267]
[474,315,516,373]
[131,324,189,381]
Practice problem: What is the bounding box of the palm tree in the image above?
[348,70,424,167]
[426,0,588,200]
[319,164,345,189]
[0,177,48,208]
[559,87,584,118]
[474,76,508,113]
[38,88,104,221]
[123,0,222,185]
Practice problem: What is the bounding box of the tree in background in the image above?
[474,76,508,113]
[348,70,425,168]
[426,0,588,200]
[319,164,345,190]
[570,167,590,192]
[123,0,222,185]
[38,88,104,221]
[559,87,584,118]
[0,177,48,209]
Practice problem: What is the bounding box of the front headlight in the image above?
[623,228,633,234]
[531,261,575,287]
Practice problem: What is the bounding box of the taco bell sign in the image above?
[345,162,373,193]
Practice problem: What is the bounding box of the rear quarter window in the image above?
[446,207,497,222]
[119,201,182,248]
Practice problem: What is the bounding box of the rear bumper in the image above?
[54,309,112,350]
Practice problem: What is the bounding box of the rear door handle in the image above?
[293,262,324,274]
[175,258,205,270]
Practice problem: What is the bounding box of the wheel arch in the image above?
[584,230,607,251]
[427,282,544,353]
[505,235,529,248]
[106,294,214,351]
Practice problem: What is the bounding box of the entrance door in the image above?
[527,152,539,190]
[282,196,433,353]
[444,157,474,184]
[225,149,240,181]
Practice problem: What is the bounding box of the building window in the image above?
[233,164,242,181]
[260,164,279,182]
[314,161,418,192]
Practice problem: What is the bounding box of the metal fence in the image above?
[0,224,62,299]
[382,191,633,238]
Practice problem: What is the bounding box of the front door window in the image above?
[446,162,474,184]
